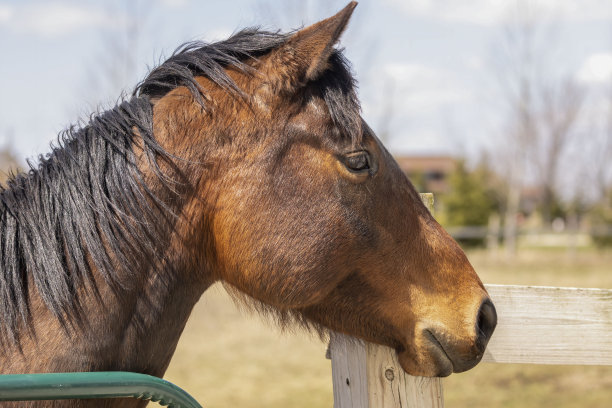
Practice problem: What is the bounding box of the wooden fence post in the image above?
[328,193,444,408]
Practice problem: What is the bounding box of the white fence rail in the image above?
[483,284,612,366]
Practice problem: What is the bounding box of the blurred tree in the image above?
[442,160,497,228]
[591,85,612,208]
[408,170,427,193]
[489,1,584,254]
[536,78,584,224]
[491,2,541,256]
[590,189,612,247]
[589,84,612,247]
[80,0,150,109]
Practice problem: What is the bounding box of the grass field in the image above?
[164,248,612,408]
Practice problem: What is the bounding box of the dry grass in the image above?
[163,248,612,408]
[468,248,612,288]
[445,363,612,408]
[164,284,333,408]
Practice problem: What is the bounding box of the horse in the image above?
[0,2,496,407]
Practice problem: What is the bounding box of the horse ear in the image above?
[273,2,357,86]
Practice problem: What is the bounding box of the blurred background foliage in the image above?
[439,160,498,226]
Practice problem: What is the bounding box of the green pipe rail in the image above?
[0,371,202,407]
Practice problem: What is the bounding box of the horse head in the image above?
[146,2,496,377]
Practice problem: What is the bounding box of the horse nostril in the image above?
[476,298,497,349]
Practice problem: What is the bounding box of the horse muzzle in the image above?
[398,298,497,377]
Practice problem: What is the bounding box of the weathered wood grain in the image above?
[483,284,612,365]
[365,343,443,408]
[328,334,445,408]
[329,333,369,408]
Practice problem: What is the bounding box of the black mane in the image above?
[0,28,361,346]
[135,29,289,103]
[0,98,169,346]
[135,28,361,141]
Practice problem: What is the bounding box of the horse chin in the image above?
[396,337,454,378]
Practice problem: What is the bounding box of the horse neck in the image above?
[0,151,211,378]
[0,211,210,376]
[100,252,208,376]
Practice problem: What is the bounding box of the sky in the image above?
[1,0,612,162]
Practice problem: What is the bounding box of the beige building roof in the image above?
[393,155,457,193]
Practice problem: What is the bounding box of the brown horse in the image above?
[0,2,495,406]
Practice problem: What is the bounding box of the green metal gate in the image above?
[0,372,202,407]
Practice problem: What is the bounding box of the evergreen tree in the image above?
[440,160,498,247]
[443,160,496,226]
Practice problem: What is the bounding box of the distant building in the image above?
[394,155,456,193]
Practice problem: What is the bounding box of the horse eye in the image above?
[344,152,370,172]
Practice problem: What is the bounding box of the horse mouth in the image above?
[395,330,455,377]
[423,329,454,377]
